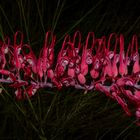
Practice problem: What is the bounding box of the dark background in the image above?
[0,0,140,139]
[1,0,140,39]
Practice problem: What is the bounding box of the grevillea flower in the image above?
[1,31,140,125]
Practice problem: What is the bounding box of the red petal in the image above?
[47,69,54,79]
[68,68,75,78]
[77,73,86,84]
[15,88,22,100]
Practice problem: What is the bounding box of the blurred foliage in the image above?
[0,0,140,139]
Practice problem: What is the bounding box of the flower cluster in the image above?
[0,31,140,124]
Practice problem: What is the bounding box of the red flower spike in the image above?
[1,31,140,125]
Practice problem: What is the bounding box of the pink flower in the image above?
[119,34,128,76]
[1,31,140,125]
